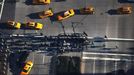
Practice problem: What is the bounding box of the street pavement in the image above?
[1,0,134,49]
[0,0,134,75]
[81,51,134,75]
[27,52,52,75]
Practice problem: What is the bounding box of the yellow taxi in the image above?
[57,9,75,21]
[7,21,21,29]
[80,6,95,14]
[33,0,51,4]
[26,22,43,30]
[117,6,132,14]
[39,9,53,19]
[20,61,33,75]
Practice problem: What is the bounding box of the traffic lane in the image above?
[27,52,51,75]
[82,51,134,73]
[0,0,16,22]
[38,0,117,36]
[13,0,60,35]
[0,0,16,34]
[11,0,96,35]
[50,0,110,36]
[82,0,118,37]
[8,52,30,75]
[12,0,102,36]
[117,3,134,49]
[30,52,81,75]
[3,0,134,38]
[82,59,133,75]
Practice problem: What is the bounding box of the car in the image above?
[39,9,53,19]
[20,61,33,75]
[7,21,21,29]
[117,6,132,14]
[80,6,95,14]
[33,0,51,4]
[57,9,75,21]
[26,22,43,30]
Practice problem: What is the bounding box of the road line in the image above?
[0,0,6,20]
[105,38,134,41]
[93,59,96,75]
[80,60,85,74]
[83,52,134,57]
[83,57,120,61]
[82,57,133,61]
[104,60,107,73]
[42,55,45,64]
[114,61,118,75]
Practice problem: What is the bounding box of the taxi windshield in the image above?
[14,23,18,26]
[35,23,38,27]
[22,64,31,73]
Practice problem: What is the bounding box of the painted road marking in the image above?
[93,59,96,75]
[83,52,134,57]
[82,57,133,61]
[0,0,5,20]
[80,61,85,74]
[104,60,107,73]
[42,55,45,64]
[114,61,118,75]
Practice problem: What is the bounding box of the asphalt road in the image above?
[0,0,134,75]
[1,0,134,48]
[81,51,134,75]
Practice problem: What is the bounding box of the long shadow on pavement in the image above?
[25,0,33,5]
[55,0,66,2]
[107,9,119,15]
[27,12,40,19]
[0,23,17,30]
[118,0,134,3]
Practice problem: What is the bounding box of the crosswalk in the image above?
[81,51,134,74]
[82,52,134,61]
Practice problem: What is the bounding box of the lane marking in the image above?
[105,38,134,41]
[0,0,6,20]
[42,55,45,64]
[87,37,134,42]
[93,59,96,75]
[104,60,107,73]
[83,52,134,57]
[80,61,85,74]
[114,61,118,75]
[82,57,133,61]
